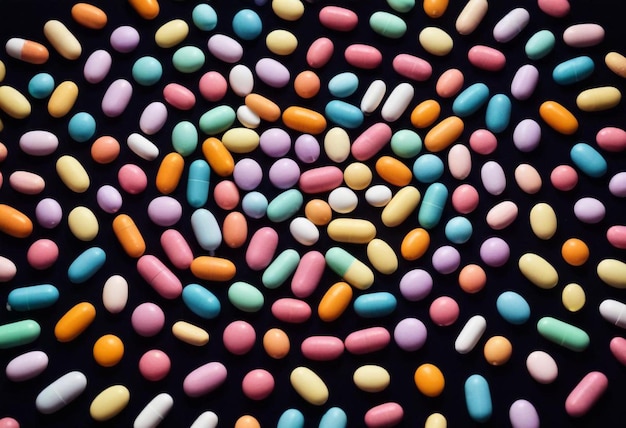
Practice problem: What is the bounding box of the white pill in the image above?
[381,82,414,122]
[365,185,392,207]
[290,217,320,246]
[127,133,159,161]
[229,64,254,97]
[360,79,386,114]
[328,187,358,213]
[454,315,486,354]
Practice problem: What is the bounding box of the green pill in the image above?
[199,106,236,135]
[267,189,304,222]
[172,46,205,73]
[171,120,198,156]
[391,129,422,158]
[369,11,407,39]
[228,281,264,312]
[525,30,555,60]
[537,316,590,352]
[325,247,374,290]
[0,319,41,349]
[386,0,415,13]
[262,249,301,289]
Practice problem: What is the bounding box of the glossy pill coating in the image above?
[319,408,347,428]
[345,44,382,69]
[458,264,487,293]
[382,186,421,227]
[411,99,441,129]
[539,101,578,135]
[515,164,542,194]
[137,255,182,299]
[597,259,626,288]
[563,23,604,48]
[419,27,453,56]
[419,183,448,229]
[183,362,227,397]
[43,20,81,60]
[486,200,518,230]
[318,282,353,322]
[509,399,540,428]
[266,29,298,55]
[301,336,344,362]
[54,302,96,342]
[493,8,529,43]
[414,364,445,397]
[7,284,59,311]
[526,350,558,384]
[290,367,328,405]
[565,372,608,417]
[19,130,58,156]
[468,45,506,71]
[369,11,407,39]
[6,350,48,382]
[538,0,570,17]
[537,317,590,351]
[272,298,311,323]
[453,83,489,117]
[36,371,87,414]
[263,328,290,359]
[319,6,358,31]
[83,50,112,83]
[89,385,130,422]
[576,86,621,112]
[562,283,586,312]
[518,253,558,289]
[325,247,374,290]
[483,336,512,365]
[0,319,40,349]
[606,52,626,78]
[597,127,626,152]
[93,334,124,367]
[228,282,264,312]
[67,247,106,284]
[8,171,44,195]
[353,292,397,318]
[0,86,31,119]
[526,30,555,60]
[392,54,432,81]
[277,409,304,428]
[573,197,605,224]
[5,38,49,64]
[610,337,626,366]
[182,284,220,319]
[242,369,274,400]
[263,251,301,289]
[511,64,539,101]
[485,94,511,133]
[394,317,427,351]
[599,299,626,328]
[448,144,472,180]
[436,69,464,98]
[172,321,209,346]
[345,327,391,354]
[155,19,188,48]
[129,0,159,19]
[455,315,486,354]
[424,116,464,152]
[553,56,594,85]
[429,296,460,325]
[102,275,128,314]
[133,393,173,428]
[399,269,432,302]
[207,34,243,63]
[282,106,327,134]
[456,0,488,35]
[364,402,404,427]
[192,3,217,31]
[112,214,145,258]
[71,3,107,29]
[354,365,390,392]
[480,161,506,195]
[497,291,530,325]
[465,374,492,422]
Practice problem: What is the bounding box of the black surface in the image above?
[0,0,626,426]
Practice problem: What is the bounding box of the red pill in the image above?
[306,37,334,68]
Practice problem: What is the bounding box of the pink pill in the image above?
[233,158,263,191]
[0,418,19,428]
[246,227,279,270]
[160,229,194,270]
[294,134,320,163]
[110,26,140,53]
[131,302,165,337]
[9,171,44,195]
[242,369,274,400]
[301,336,345,361]
[399,269,433,302]
[319,6,358,32]
[137,255,183,299]
[513,118,541,152]
[469,129,498,154]
[565,371,608,417]
[139,102,168,135]
[118,164,148,194]
[392,54,432,81]
[468,45,506,71]
[480,237,510,267]
[596,127,626,152]
[139,349,171,381]
[451,184,479,214]
[271,298,312,323]
[35,198,63,229]
[538,0,570,17]
[101,79,132,117]
[199,71,228,102]
[550,165,578,191]
[299,166,344,194]
[344,44,382,69]
[183,362,227,397]
[223,320,256,355]
[260,128,291,157]
[429,296,460,326]
[306,37,334,68]
[365,402,404,427]
[213,180,240,210]
[291,250,325,298]
[607,226,626,249]
[431,245,461,274]
[351,122,393,161]
[269,158,300,189]
[163,83,196,110]
[610,337,626,366]
[563,23,604,48]
[344,326,391,355]
[27,239,59,270]
[436,68,464,98]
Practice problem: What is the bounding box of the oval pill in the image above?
[290,367,328,406]
[354,365,390,393]
[36,371,87,414]
[565,372,608,417]
[6,350,48,382]
[464,374,492,423]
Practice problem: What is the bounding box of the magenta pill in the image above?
[35,198,63,229]
[480,237,510,267]
[96,185,123,214]
[399,269,433,301]
[429,296,460,326]
[393,318,427,351]
[241,369,275,400]
[431,245,461,274]
[223,320,256,355]
[269,158,300,189]
[609,172,626,197]
[573,197,605,224]
[233,158,263,191]
[294,134,321,163]
[513,118,541,152]
[131,302,165,337]
[110,26,140,53]
[213,180,240,209]
[550,165,578,191]
[451,184,479,214]
[26,239,59,270]
[148,196,182,226]
[469,129,497,155]
[259,128,291,157]
[118,164,148,194]
[139,349,171,381]
[199,71,228,102]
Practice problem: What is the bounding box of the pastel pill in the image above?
[538,0,570,17]
[465,374,492,423]
[597,127,626,152]
[112,214,145,258]
[381,82,414,122]
[294,70,321,99]
[282,106,327,134]
[137,255,182,299]
[319,6,358,31]
[102,275,128,314]
[102,79,132,117]
[562,283,586,312]
[456,0,488,35]
[183,362,227,397]
[71,3,107,29]
[436,68,464,98]
[0,319,40,349]
[291,251,325,298]
[537,316,590,351]
[290,367,328,406]
[139,102,167,135]
[5,38,49,64]
[68,247,105,283]
[272,0,304,21]
[7,284,59,311]
[96,183,122,212]
[246,227,279,270]
[263,329,290,359]
[425,413,447,428]
[182,284,221,319]
[267,189,303,222]
[468,45,506,71]
[419,27,453,56]
[526,350,558,384]
[163,83,195,110]
[574,197,605,224]
[369,11,407,39]
[485,94,511,133]
[307,37,334,68]
[411,99,441,129]
[319,408,347,428]
[492,7,529,43]
[223,211,248,248]
[201,136,234,176]
[271,297,310,323]
[610,172,626,196]
[0,85,31,119]
[93,337,124,367]
[607,226,626,249]
[328,72,359,98]
[323,127,350,163]
[486,200,518,230]
[266,29,298,55]
[0,256,17,282]
[36,371,87,414]
[241,369,274,401]
[351,123,392,161]
[134,393,174,428]
[207,34,243,63]
[54,302,96,342]
[565,372,608,417]
[327,218,376,245]
[186,160,210,208]
[518,253,558,289]
[325,100,363,128]
[354,292,397,318]
[515,164,542,194]
[382,186,421,227]
[263,250,301,289]
[553,56,594,85]
[610,337,626,366]
[345,44,382,69]
[453,83,489,117]
[525,30,555,60]
[605,51,626,78]
[43,20,81,60]
[84,50,112,83]
[155,19,188,48]
[9,171,45,195]
[325,247,374,290]
[563,23,604,48]
[199,71,227,102]
[161,229,194,269]
[255,57,290,88]
[277,409,304,428]
[597,259,626,288]
[301,336,344,361]
[110,27,141,53]
[192,3,217,31]
[392,54,432,81]
[570,142,607,177]
[360,80,386,114]
[48,80,78,117]
[394,317,427,351]
[318,281,353,322]
[127,133,159,161]
[172,320,209,346]
[190,256,236,283]
[6,350,48,382]
[576,86,621,112]
[364,403,403,427]
[424,116,464,152]
[496,291,530,325]
[118,164,147,195]
[455,315,486,354]
[418,183,448,229]
[344,326,391,354]
[447,144,471,180]
[480,160,506,195]
[28,72,55,99]
[191,208,221,251]
[89,385,130,422]
[509,400,540,428]
[299,166,343,193]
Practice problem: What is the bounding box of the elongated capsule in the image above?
[492,8,529,43]
[518,253,558,289]
[566,372,608,417]
[282,106,327,134]
[537,316,590,351]
[576,86,621,112]
[553,56,594,85]
[5,350,49,381]
[263,249,300,289]
[68,247,106,283]
[56,155,90,193]
[381,82,414,122]
[36,371,87,414]
[182,284,221,319]
[186,159,210,208]
[382,186,421,227]
[191,208,221,251]
[455,315,487,354]
[465,374,492,422]
[424,116,464,152]
[156,152,184,194]
[71,3,108,29]
[325,247,374,290]
[6,38,49,64]
[291,250,326,298]
[456,0,489,35]
[43,20,81,60]
[360,80,386,114]
[0,204,33,238]
[599,299,626,328]
[597,259,626,288]
[55,302,96,342]
[134,393,174,428]
[0,319,41,349]
[345,326,391,354]
[89,385,130,422]
[539,101,578,135]
[7,284,59,311]
[48,81,78,118]
[137,255,183,299]
[290,367,328,406]
[606,52,626,78]
[318,282,353,322]
[112,214,145,258]
[327,218,376,244]
[0,85,31,119]
[419,183,448,229]
[172,320,209,346]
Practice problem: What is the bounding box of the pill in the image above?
[455,315,486,354]
[483,335,512,365]
[263,328,290,359]
[493,8,529,43]
[480,160,506,195]
[282,106,327,134]
[514,164,542,194]
[605,51,626,78]
[469,129,497,154]
[307,37,334,68]
[351,122,392,161]
[325,100,363,128]
[293,70,321,99]
[0,85,31,119]
[290,367,328,406]
[597,259,626,288]
[328,72,359,98]
[563,23,604,48]
[453,83,489,117]
[526,350,558,384]
[271,297,310,323]
[414,363,445,397]
[172,321,209,346]
[596,126,626,152]
[394,317,427,351]
[5,38,49,64]
[354,291,397,317]
[228,281,264,312]
[181,284,221,320]
[511,66,540,102]
[447,144,472,180]
[485,94,511,133]
[486,200,518,230]
[9,171,45,195]
[54,302,96,342]
[525,30,555,60]
[424,116,464,152]
[84,50,112,83]
[565,372,608,417]
[43,20,81,60]
[7,284,59,311]
[137,255,182,299]
[456,0,488,35]
[112,214,145,258]
[242,369,274,401]
[509,400,540,428]
[480,237,510,267]
[301,336,344,361]
[561,283,586,312]
[610,337,626,366]
[537,316,590,351]
[255,57,290,88]
[66,206,98,242]
[538,0,570,17]
[102,275,128,314]
[430,295,460,325]
[71,3,107,29]
[360,80,386,114]
[5,350,48,382]
[207,34,243,63]
[576,86,621,112]
[93,334,124,367]
[365,185,393,207]
[28,72,55,99]
[496,291,530,325]
[155,19,188,48]
[369,11,407,39]
[36,371,87,414]
[436,68,464,98]
[277,409,304,428]
[419,27,453,56]
[354,365,390,392]
[345,44,382,69]
[607,226,626,249]
[325,247,374,290]
[392,54,432,81]
[424,413,447,428]
[266,29,297,55]
[192,3,217,31]
[382,186,421,227]
[419,183,448,229]
[468,45,506,71]
[518,253,558,289]
[389,0,415,12]
[273,0,304,21]
[263,249,301,289]
[89,385,130,422]
[345,327,391,354]
[134,393,174,428]
[464,374,492,423]
[458,264,487,293]
[129,0,160,19]
[599,299,626,328]
[553,56,594,85]
[574,197,605,224]
[319,6,358,31]
[381,82,414,122]
[364,402,404,427]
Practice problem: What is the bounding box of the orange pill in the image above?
[423,0,449,17]
[410,99,441,128]
[458,263,487,293]
[202,137,235,177]
[318,281,353,322]
[483,335,512,365]
[401,228,430,260]
[71,3,108,29]
[55,302,96,342]
[424,116,464,152]
[190,256,237,281]
[561,238,590,266]
[539,101,578,135]
[235,415,260,428]
[5,38,49,65]
[156,152,184,194]
[294,70,321,99]
[223,211,248,248]
[245,93,281,122]
[375,156,412,186]
[305,199,333,226]
[112,214,146,258]
[91,136,120,164]
[263,328,290,359]
[0,204,33,238]
[93,334,124,367]
[282,106,327,134]
[128,0,160,20]
[414,363,445,397]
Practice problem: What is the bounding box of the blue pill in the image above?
[453,83,490,117]
[187,159,210,208]
[182,284,221,319]
[68,112,96,142]
[232,9,263,40]
[28,73,55,99]
[412,154,444,183]
[7,284,59,311]
[192,4,218,31]
[485,93,511,133]
[325,100,364,128]
[132,56,163,86]
[319,407,348,428]
[277,408,305,428]
[552,56,594,85]
[353,291,397,318]
[68,247,106,284]
[328,72,359,98]
[465,374,492,423]
[445,216,473,244]
[496,291,530,325]
[418,182,448,229]
[242,191,268,219]
[570,142,607,178]
[191,209,222,252]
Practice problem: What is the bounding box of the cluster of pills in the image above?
[0,0,626,426]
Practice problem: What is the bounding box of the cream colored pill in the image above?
[290,366,328,405]
[102,275,128,314]
[419,27,453,56]
[328,187,358,213]
[447,144,471,180]
[222,128,259,153]
[597,259,626,289]
[0,85,31,119]
[519,253,558,289]
[324,127,351,163]
[272,0,305,21]
[382,186,421,227]
[353,365,390,392]
[529,202,557,240]
[456,0,488,35]
[367,238,398,274]
[425,413,447,428]
[89,385,130,422]
[366,185,392,207]
[266,29,298,55]
[344,162,372,190]
[43,20,81,60]
[605,52,626,78]
[514,164,542,194]
[562,283,586,312]
[236,105,260,129]
[155,19,189,48]
[48,81,79,118]
[172,320,209,346]
[486,200,518,230]
[327,218,376,244]
[576,86,621,112]
[56,155,90,193]
[68,206,99,241]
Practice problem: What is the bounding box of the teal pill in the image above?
[232,9,262,40]
[386,0,415,13]
[453,82,490,117]
[228,281,264,312]
[267,189,303,222]
[353,292,397,318]
[68,112,96,142]
[570,142,607,178]
[28,73,54,99]
[199,105,236,135]
[412,153,444,183]
[0,320,41,349]
[325,100,364,128]
[242,191,268,219]
[7,284,59,311]
[525,30,555,60]
[369,11,407,38]
[172,120,198,156]
[418,182,448,229]
[391,129,422,158]
[192,3,218,31]
[182,284,221,319]
[496,291,530,325]
[319,407,348,428]
[328,72,359,98]
[172,46,205,73]
[277,409,305,428]
[187,159,210,208]
[132,56,163,86]
[68,247,106,284]
[552,56,594,85]
[262,249,300,289]
[465,374,492,423]
[444,216,473,244]
[485,94,511,133]
[537,316,590,351]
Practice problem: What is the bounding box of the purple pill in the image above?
[399,269,432,302]
[294,134,320,164]
[511,64,539,101]
[110,26,140,53]
[269,158,300,189]
[255,58,290,88]
[513,119,541,152]
[393,318,427,351]
[260,128,291,157]
[573,197,605,224]
[609,172,626,197]
[431,245,461,274]
[509,399,540,428]
[148,196,182,226]
[35,198,62,229]
[480,237,510,267]
[96,185,123,214]
[233,158,263,191]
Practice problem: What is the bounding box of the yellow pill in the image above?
[171,320,209,346]
[43,20,82,60]
[562,283,586,312]
[263,327,290,358]
[366,238,398,274]
[539,101,578,135]
[597,259,626,289]
[318,281,353,322]
[414,363,445,397]
[327,218,376,244]
[576,86,621,112]
[424,116,464,152]
[353,365,390,392]
[382,186,421,227]
[425,413,448,428]
[529,202,557,240]
[0,85,31,119]
[221,128,259,153]
[0,60,5,82]
[89,385,130,422]
[48,81,79,118]
[410,99,440,128]
[518,253,558,289]
[155,19,189,48]
[304,199,333,226]
[324,127,351,163]
[55,302,96,342]
[56,154,90,192]
[483,335,512,365]
[419,27,453,56]
[272,0,305,21]
[401,227,430,261]
[266,29,298,55]
[605,51,626,78]
[344,162,372,190]
[68,206,99,241]
[93,334,124,367]
[290,366,328,405]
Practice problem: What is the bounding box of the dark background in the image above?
[0,0,626,426]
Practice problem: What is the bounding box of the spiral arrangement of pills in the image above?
[0,0,626,426]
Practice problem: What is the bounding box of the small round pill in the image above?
[93,334,124,367]
[139,349,171,381]
[429,296,459,326]
[484,336,512,365]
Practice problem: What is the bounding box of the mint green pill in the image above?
[267,189,303,222]
[199,105,236,135]
[391,129,422,158]
[262,249,301,289]
[0,319,41,349]
[228,281,264,312]
[325,247,374,290]
[525,30,555,60]
[537,316,590,351]
[132,56,163,86]
[172,46,205,73]
[386,0,415,13]
[172,120,198,156]
[192,4,217,31]
[369,11,407,39]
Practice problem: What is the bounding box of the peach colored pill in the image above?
[401,228,430,261]
[263,328,290,359]
[539,101,578,135]
[245,93,281,122]
[9,171,45,195]
[294,70,321,99]
[71,3,107,29]
[468,45,506,71]
[213,181,240,210]
[410,99,441,128]
[282,106,327,134]
[305,199,332,226]
[605,52,626,78]
[483,336,512,365]
[456,0,489,35]
[5,38,49,65]
[424,116,464,152]
[91,136,120,164]
[458,264,487,293]
[436,68,464,98]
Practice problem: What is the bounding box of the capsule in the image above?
[134,394,174,428]
[424,116,464,152]
[267,189,304,222]
[455,315,487,354]
[382,186,421,227]
[7,284,59,311]
[576,86,621,112]
[299,166,343,193]
[597,259,626,288]
[318,282,353,322]
[392,54,432,81]
[492,7,529,43]
[344,326,391,354]
[246,227,279,270]
[0,204,33,238]
[553,56,594,85]
[539,101,578,135]
[5,350,49,382]
[191,208,221,251]
[54,302,96,342]
[606,52,626,78]
[599,299,626,328]
[137,255,183,299]
[325,247,374,290]
[345,44,382,69]
[485,94,511,133]
[565,372,608,417]
[263,250,300,289]
[36,371,87,414]
[537,316,590,351]
[245,93,281,122]
[365,402,404,427]
[354,292,397,318]
[419,183,448,229]
[456,0,488,35]
[411,99,441,128]
[351,122,393,161]
[156,152,184,194]
[468,45,506,71]
[112,214,145,258]
[319,6,358,31]
[282,106,327,134]
[453,83,490,117]
[570,142,607,178]
[0,85,31,119]
[0,319,41,349]
[48,81,78,118]
[5,38,49,64]
[518,253,558,289]
[56,155,90,193]
[307,37,334,68]
[186,159,210,208]
[325,100,363,128]
[172,320,209,346]
[43,20,81,60]
[369,11,407,39]
[68,247,106,284]
[381,83,414,122]
[182,284,221,319]
[129,0,160,20]
[464,374,492,423]
[327,218,376,244]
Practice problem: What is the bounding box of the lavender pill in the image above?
[513,119,541,152]
[36,198,63,229]
[399,269,433,301]
[110,26,140,53]
[96,185,123,214]
[260,128,291,157]
[294,134,321,163]
[269,158,300,189]
[573,197,605,224]
[148,196,183,226]
[609,172,626,197]
[431,246,461,274]
[394,318,427,351]
[233,158,263,191]
[480,237,510,267]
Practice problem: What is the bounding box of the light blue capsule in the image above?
[328,72,359,98]
[465,374,492,423]
[267,189,303,222]
[191,208,222,251]
[325,100,364,128]
[277,408,305,428]
[232,9,262,40]
[28,73,55,99]
[353,291,397,318]
[262,249,300,289]
[391,129,422,158]
[418,182,448,229]
[445,216,473,244]
[68,112,96,142]
[525,30,555,60]
[453,83,490,117]
[172,46,205,73]
[496,291,530,325]
[7,284,59,311]
[171,120,198,156]
[182,284,221,319]
[319,407,348,428]
[192,4,218,31]
[552,56,594,85]
[187,159,210,208]
[68,247,106,284]
[412,154,443,183]
[242,191,268,219]
[132,56,162,86]
[570,142,607,178]
[485,94,511,133]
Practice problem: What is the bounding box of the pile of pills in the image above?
[0,0,625,426]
